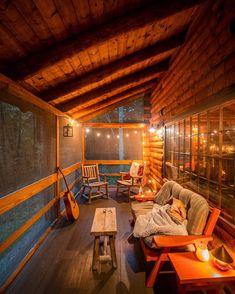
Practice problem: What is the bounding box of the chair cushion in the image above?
[130,162,141,177]
[123,172,131,180]
[137,164,144,176]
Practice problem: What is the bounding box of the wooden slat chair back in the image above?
[137,207,221,288]
[81,164,108,204]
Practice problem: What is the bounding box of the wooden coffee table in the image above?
[90,207,117,270]
[168,252,235,294]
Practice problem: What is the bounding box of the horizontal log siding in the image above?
[151,0,235,124]
[148,132,163,191]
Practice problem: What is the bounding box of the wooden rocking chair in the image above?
[81,164,109,204]
[116,161,145,202]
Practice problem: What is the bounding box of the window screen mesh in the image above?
[90,98,145,123]
[0,95,56,197]
[59,117,82,168]
[85,128,143,160]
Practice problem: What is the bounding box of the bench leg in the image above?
[92,236,100,271]
[109,235,117,269]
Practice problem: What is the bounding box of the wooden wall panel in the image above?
[151,0,235,125]
[149,0,235,188]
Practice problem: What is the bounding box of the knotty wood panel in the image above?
[40,32,184,103]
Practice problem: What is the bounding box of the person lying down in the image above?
[129,197,188,242]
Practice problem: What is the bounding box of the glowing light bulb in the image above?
[126,133,129,137]
[85,128,90,133]
[76,123,80,127]
[134,130,138,134]
[117,135,120,139]
[97,133,100,137]
[107,135,110,139]
[149,127,155,133]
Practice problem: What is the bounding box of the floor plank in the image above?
[6,190,178,294]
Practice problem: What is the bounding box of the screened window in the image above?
[85,128,143,160]
[165,101,235,226]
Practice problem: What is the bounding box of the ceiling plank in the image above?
[78,93,147,122]
[58,60,168,112]
[2,0,206,81]
[72,80,154,119]
[40,32,186,102]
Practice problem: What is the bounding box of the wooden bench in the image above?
[90,207,117,270]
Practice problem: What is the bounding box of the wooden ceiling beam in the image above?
[3,0,206,81]
[58,60,168,113]
[41,32,186,103]
[78,94,147,123]
[71,81,154,119]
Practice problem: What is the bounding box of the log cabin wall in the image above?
[150,0,235,251]
[151,0,235,126]
[0,87,82,290]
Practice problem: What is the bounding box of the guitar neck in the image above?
[57,167,70,192]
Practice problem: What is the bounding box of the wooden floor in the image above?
[6,190,178,294]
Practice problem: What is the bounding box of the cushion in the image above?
[166,198,187,224]
[130,162,140,177]
[123,172,131,180]
[137,164,144,176]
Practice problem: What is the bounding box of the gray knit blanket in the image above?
[133,204,188,238]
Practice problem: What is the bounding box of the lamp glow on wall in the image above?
[149,126,156,133]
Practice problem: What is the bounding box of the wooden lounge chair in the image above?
[131,180,221,288]
[81,164,109,204]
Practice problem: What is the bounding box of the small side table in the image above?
[168,252,235,294]
[90,207,117,270]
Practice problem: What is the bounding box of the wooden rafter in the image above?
[40,32,186,102]
[58,60,168,113]
[72,81,154,119]
[2,0,206,81]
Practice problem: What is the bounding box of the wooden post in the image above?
[82,126,85,162]
[56,116,60,216]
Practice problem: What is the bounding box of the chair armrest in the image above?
[82,176,90,178]
[99,173,107,182]
[135,194,155,202]
[153,235,213,248]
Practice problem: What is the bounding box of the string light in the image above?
[85,128,90,133]
[134,130,138,134]
[107,134,110,139]
[97,133,100,137]
[117,135,120,139]
[76,123,80,127]
[126,133,129,137]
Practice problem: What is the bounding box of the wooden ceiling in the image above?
[0,0,207,121]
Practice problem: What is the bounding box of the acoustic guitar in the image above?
[57,167,79,222]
